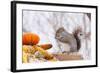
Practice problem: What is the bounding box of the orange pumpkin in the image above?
[23,33,40,45]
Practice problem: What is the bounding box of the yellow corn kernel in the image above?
[22,52,28,63]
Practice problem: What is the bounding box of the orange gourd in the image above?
[23,33,40,45]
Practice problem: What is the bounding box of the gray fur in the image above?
[55,27,78,52]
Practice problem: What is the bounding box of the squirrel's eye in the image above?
[80,33,83,36]
[57,34,60,37]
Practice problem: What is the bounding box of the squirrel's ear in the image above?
[57,27,65,32]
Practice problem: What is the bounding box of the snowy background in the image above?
[22,10,91,60]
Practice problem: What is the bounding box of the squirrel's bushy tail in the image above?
[73,27,82,51]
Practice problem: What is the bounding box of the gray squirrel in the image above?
[55,27,82,52]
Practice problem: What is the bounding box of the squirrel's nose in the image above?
[55,35,58,39]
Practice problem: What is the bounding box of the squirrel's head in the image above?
[55,27,65,40]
